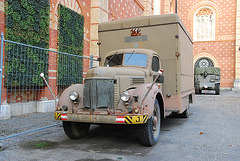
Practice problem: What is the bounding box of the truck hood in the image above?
[85,67,146,79]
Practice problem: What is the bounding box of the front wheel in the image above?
[139,99,161,146]
[63,121,90,139]
[215,84,220,95]
[195,85,202,94]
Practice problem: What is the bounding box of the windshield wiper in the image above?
[106,53,117,66]
[125,52,134,63]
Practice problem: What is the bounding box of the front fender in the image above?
[118,83,162,118]
[56,84,84,113]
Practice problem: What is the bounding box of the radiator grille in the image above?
[114,83,118,108]
[83,79,114,109]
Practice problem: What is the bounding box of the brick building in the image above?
[0,0,239,119]
[90,0,240,90]
[89,0,240,90]
[176,0,240,90]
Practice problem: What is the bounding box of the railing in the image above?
[0,33,98,138]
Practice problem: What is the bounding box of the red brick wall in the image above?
[178,0,236,88]
[7,90,38,103]
[160,0,165,15]
[194,41,235,87]
[108,0,144,20]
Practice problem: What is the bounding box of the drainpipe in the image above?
[175,0,177,14]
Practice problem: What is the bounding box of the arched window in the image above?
[193,7,215,41]
[195,58,214,68]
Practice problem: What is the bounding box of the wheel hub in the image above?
[152,116,158,131]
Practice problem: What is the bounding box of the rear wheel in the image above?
[179,107,189,118]
[63,121,90,139]
[139,99,161,146]
[215,84,220,95]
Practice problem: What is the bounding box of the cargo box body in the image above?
[98,14,194,114]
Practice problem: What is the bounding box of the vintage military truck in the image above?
[54,14,194,146]
[194,67,221,95]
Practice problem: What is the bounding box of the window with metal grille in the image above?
[195,58,214,68]
[193,7,215,41]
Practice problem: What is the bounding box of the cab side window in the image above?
[152,56,160,72]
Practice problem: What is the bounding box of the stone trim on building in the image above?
[193,51,219,67]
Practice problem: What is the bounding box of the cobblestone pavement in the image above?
[0,90,239,161]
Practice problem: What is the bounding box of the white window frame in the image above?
[193,7,215,42]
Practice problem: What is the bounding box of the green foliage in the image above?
[27,5,35,15]
[20,0,28,8]
[58,5,84,87]
[20,8,28,19]
[34,142,52,148]
[5,0,50,87]
[12,0,21,11]
[12,11,21,21]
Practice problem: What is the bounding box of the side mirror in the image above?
[154,75,164,83]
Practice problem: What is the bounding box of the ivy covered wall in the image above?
[58,4,84,87]
[4,0,50,87]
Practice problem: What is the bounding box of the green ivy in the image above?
[4,0,50,87]
[58,5,84,87]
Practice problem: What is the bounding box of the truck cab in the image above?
[55,48,164,146]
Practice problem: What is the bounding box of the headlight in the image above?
[121,91,131,102]
[69,91,79,101]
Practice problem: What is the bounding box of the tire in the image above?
[195,85,202,94]
[63,121,90,139]
[172,107,189,118]
[139,99,161,146]
[215,84,220,95]
[179,107,189,118]
[195,86,200,94]
[198,87,202,94]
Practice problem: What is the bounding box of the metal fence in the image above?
[0,33,98,139]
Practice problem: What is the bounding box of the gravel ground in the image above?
[0,112,61,138]
[0,90,239,161]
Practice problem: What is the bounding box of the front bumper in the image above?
[54,111,148,124]
[200,83,215,90]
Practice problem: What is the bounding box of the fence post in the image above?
[0,32,4,106]
[90,55,93,69]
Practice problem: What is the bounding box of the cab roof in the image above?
[104,48,157,58]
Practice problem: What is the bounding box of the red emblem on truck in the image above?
[131,28,141,36]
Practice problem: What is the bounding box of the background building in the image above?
[176,0,239,90]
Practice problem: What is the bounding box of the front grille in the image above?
[83,79,114,109]
[114,83,118,108]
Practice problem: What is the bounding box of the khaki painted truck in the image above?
[54,14,194,146]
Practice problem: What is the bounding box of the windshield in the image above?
[105,53,147,67]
